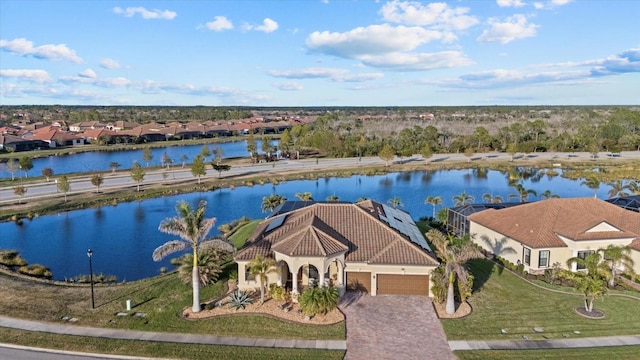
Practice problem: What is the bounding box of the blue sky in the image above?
[1,0,638,106]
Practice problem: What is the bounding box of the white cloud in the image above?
[244,18,279,33]
[333,73,385,82]
[477,14,538,44]
[359,51,474,71]
[307,24,442,58]
[273,82,303,91]
[497,0,526,7]
[0,69,51,83]
[59,75,132,87]
[79,69,97,78]
[422,47,640,90]
[379,1,479,30]
[203,16,234,31]
[0,38,83,63]
[534,0,572,9]
[99,58,123,69]
[113,7,177,20]
[268,67,347,79]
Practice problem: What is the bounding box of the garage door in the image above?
[377,274,429,296]
[346,272,371,292]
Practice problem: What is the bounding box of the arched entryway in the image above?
[297,264,319,290]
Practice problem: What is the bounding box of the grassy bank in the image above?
[455,346,640,360]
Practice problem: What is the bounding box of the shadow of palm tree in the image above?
[480,235,517,275]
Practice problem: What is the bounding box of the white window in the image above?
[523,247,531,266]
[539,250,550,268]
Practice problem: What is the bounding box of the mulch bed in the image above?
[575,307,605,319]
[433,301,472,319]
[183,291,344,325]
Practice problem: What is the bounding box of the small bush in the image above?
[228,290,253,310]
[269,284,287,301]
[204,302,216,310]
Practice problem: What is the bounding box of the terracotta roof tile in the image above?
[469,198,640,249]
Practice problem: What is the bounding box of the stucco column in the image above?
[318,264,325,287]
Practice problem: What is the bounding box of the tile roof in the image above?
[235,201,439,266]
[469,198,640,249]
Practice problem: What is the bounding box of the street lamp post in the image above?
[87,249,95,309]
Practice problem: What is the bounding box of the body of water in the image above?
[0,168,609,281]
[0,140,278,179]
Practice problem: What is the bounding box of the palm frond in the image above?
[152,240,188,261]
[200,238,236,254]
[159,217,188,238]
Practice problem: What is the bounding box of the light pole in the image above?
[87,249,95,309]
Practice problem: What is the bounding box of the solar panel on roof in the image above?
[265,214,286,232]
[378,204,432,252]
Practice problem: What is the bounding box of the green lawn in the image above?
[228,219,261,249]
[442,259,640,341]
[0,272,344,340]
[455,346,640,360]
[0,328,345,360]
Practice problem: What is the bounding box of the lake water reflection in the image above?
[0,140,278,179]
[0,168,606,281]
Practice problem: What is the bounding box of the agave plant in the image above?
[228,290,254,310]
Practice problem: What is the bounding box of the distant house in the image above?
[468,198,640,275]
[0,133,47,152]
[23,126,84,148]
[69,121,106,132]
[235,200,439,297]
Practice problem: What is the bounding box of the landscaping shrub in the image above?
[299,286,339,316]
[228,290,253,310]
[269,284,287,301]
[430,266,447,304]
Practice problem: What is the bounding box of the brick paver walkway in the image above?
[339,293,456,360]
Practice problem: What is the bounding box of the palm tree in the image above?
[326,194,340,202]
[152,200,234,312]
[598,245,635,288]
[580,175,600,198]
[540,190,560,199]
[171,248,229,286]
[452,191,474,206]
[508,183,536,203]
[248,254,278,304]
[427,229,483,315]
[625,180,640,195]
[607,179,630,199]
[261,194,287,213]
[387,195,403,209]
[566,252,610,313]
[482,193,503,204]
[424,195,442,218]
[295,192,313,201]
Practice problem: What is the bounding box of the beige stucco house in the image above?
[234,200,439,297]
[468,198,640,274]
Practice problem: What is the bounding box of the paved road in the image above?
[1,151,638,205]
[0,344,162,360]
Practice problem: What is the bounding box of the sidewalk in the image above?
[449,335,640,351]
[0,316,347,350]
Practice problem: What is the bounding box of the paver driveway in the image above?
[339,293,457,360]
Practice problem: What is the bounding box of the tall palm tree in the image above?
[598,245,635,287]
[424,195,442,218]
[427,229,483,315]
[326,194,340,202]
[261,194,287,213]
[295,192,314,201]
[607,179,630,199]
[387,195,404,209]
[452,191,474,206]
[248,254,278,304]
[152,200,235,312]
[580,175,600,198]
[508,183,537,203]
